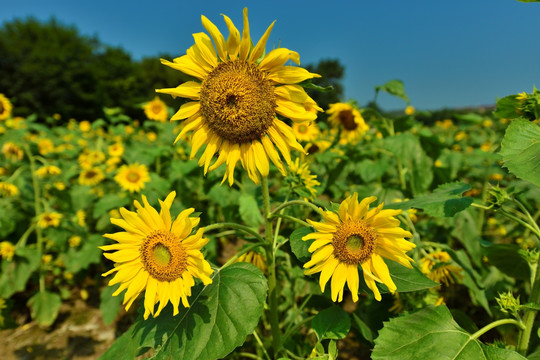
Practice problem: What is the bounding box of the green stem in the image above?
[269,213,310,228]
[282,294,313,342]
[270,200,322,217]
[498,209,540,239]
[203,222,265,242]
[512,198,540,236]
[15,224,36,248]
[517,260,540,355]
[261,176,281,357]
[252,330,272,360]
[24,144,45,293]
[471,318,524,340]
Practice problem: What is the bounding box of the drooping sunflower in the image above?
[303,193,416,302]
[156,8,321,185]
[101,192,213,319]
[79,167,105,186]
[288,158,320,199]
[143,96,169,122]
[0,94,13,121]
[114,163,150,193]
[420,250,462,286]
[326,102,369,143]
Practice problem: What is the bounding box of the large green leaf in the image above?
[484,244,530,280]
[386,182,473,217]
[312,306,350,340]
[99,283,123,326]
[290,227,314,263]
[372,305,526,360]
[0,247,41,298]
[382,261,438,293]
[499,119,540,187]
[238,193,263,228]
[62,234,104,273]
[100,263,267,360]
[27,291,62,326]
[451,208,482,267]
[375,79,410,103]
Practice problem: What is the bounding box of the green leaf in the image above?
[517,0,540,3]
[386,182,473,217]
[372,305,526,360]
[375,79,410,103]
[100,283,123,325]
[238,193,263,228]
[521,302,540,311]
[27,291,62,326]
[499,119,540,187]
[62,234,104,273]
[93,194,130,218]
[383,261,439,293]
[494,95,521,119]
[355,159,389,182]
[298,80,334,92]
[352,313,374,344]
[70,185,96,211]
[312,306,351,340]
[289,227,314,263]
[0,247,41,298]
[484,244,530,280]
[100,263,267,360]
[451,208,483,267]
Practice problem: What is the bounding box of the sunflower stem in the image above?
[24,144,45,293]
[202,222,265,242]
[269,200,322,217]
[517,259,540,355]
[261,176,281,357]
[470,318,524,341]
[269,213,310,228]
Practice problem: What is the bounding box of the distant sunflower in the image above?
[2,142,24,162]
[108,142,124,157]
[0,182,19,197]
[37,212,62,229]
[0,94,13,121]
[420,250,462,286]
[303,193,416,302]
[114,163,150,193]
[0,241,15,261]
[292,122,320,142]
[289,158,320,199]
[35,165,62,178]
[101,192,213,319]
[326,103,368,143]
[144,96,169,122]
[79,167,105,186]
[157,8,321,185]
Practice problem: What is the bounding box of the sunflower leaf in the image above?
[375,79,410,103]
[238,193,264,228]
[298,80,334,92]
[290,227,315,263]
[0,247,41,298]
[382,261,438,293]
[312,306,350,340]
[372,305,526,360]
[100,263,267,360]
[27,291,62,326]
[385,182,473,217]
[499,119,540,187]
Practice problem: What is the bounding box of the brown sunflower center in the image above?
[140,230,188,282]
[85,170,97,179]
[298,124,308,134]
[0,101,4,114]
[338,110,358,130]
[127,171,140,183]
[200,59,276,144]
[151,104,162,114]
[332,220,377,265]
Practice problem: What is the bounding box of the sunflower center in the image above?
[200,59,276,144]
[0,102,4,113]
[152,104,162,114]
[127,171,140,183]
[339,110,358,130]
[298,124,308,134]
[85,170,97,179]
[332,220,377,265]
[140,230,188,282]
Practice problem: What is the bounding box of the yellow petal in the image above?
[192,32,217,68]
[159,57,207,81]
[174,115,203,144]
[222,14,240,59]
[275,98,318,122]
[272,119,305,153]
[249,20,275,62]
[238,8,251,61]
[268,66,321,85]
[143,277,158,319]
[156,81,201,100]
[346,265,360,302]
[252,140,269,178]
[371,254,397,293]
[190,126,211,159]
[304,244,334,269]
[171,101,200,121]
[319,256,339,292]
[225,143,241,186]
[260,136,286,175]
[330,262,347,302]
[259,48,300,72]
[201,15,227,61]
[208,140,230,172]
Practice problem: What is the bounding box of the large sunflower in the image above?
[101,192,213,319]
[156,8,321,185]
[303,193,416,302]
[326,102,369,143]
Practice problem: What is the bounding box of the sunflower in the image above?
[288,158,320,199]
[326,102,369,143]
[108,142,124,157]
[78,150,106,169]
[292,122,320,142]
[156,8,321,185]
[79,167,105,186]
[0,241,15,261]
[2,142,24,161]
[0,94,13,121]
[0,182,19,197]
[35,165,62,178]
[37,212,63,229]
[144,96,169,122]
[114,163,150,193]
[420,250,462,286]
[303,193,415,302]
[101,192,213,319]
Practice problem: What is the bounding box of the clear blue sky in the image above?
[2,0,539,111]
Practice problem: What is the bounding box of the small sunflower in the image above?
[326,103,369,143]
[79,167,105,186]
[235,250,267,274]
[0,182,19,197]
[157,8,321,185]
[144,96,169,122]
[303,193,415,302]
[288,158,320,199]
[101,191,213,319]
[108,142,124,157]
[37,212,63,229]
[114,163,150,193]
[2,142,24,162]
[0,94,13,121]
[78,150,106,169]
[420,251,462,286]
[37,139,55,155]
[405,105,415,115]
[35,165,62,178]
[292,122,320,142]
[0,241,15,261]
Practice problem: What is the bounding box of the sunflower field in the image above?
[2,6,540,360]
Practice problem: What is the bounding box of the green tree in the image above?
[305,58,345,114]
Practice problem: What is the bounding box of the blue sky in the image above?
[2,0,539,111]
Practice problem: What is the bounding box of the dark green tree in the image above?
[305,58,345,115]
